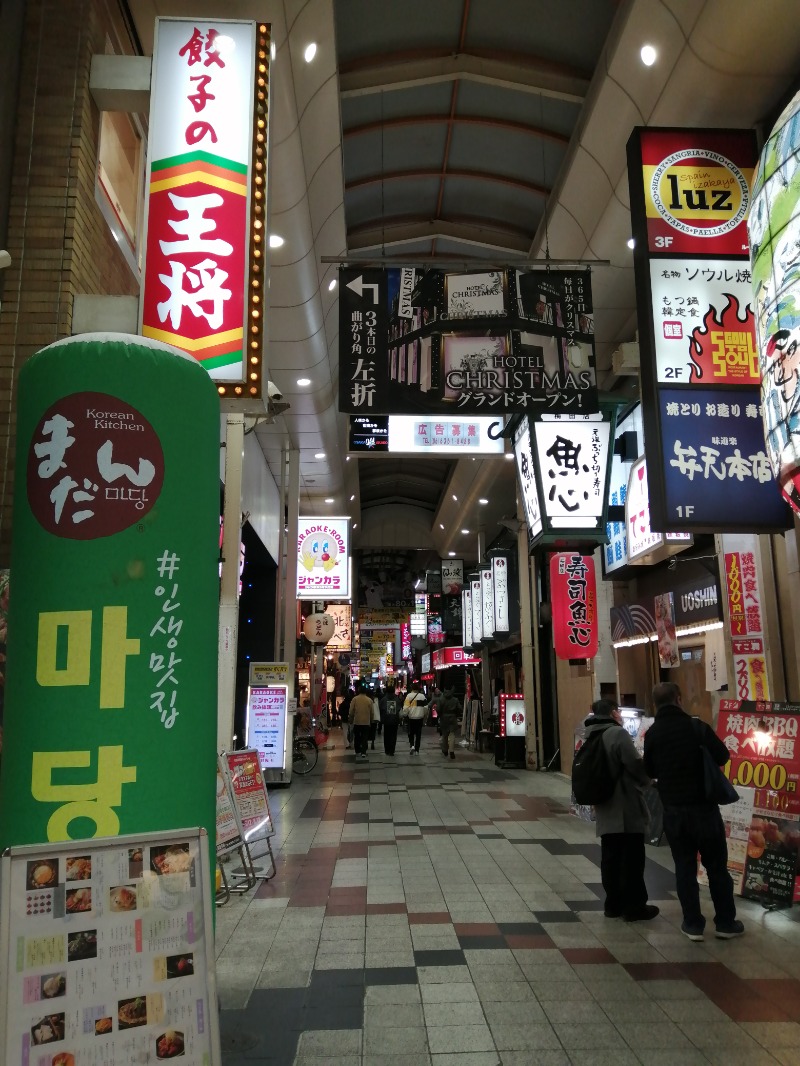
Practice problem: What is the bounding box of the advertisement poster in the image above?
[215,764,242,857]
[0,829,220,1065]
[699,787,755,893]
[248,662,291,686]
[655,592,678,668]
[223,751,274,842]
[742,810,800,905]
[295,517,350,599]
[246,686,288,771]
[723,539,770,700]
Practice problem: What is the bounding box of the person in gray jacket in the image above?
[583,698,659,922]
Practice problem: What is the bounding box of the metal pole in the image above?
[217,414,245,752]
[274,444,288,661]
[516,486,539,769]
[477,528,491,738]
[282,448,300,685]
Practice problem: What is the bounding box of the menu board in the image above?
[224,750,274,841]
[246,685,288,771]
[0,828,220,1065]
[215,763,243,857]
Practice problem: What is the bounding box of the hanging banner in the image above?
[723,535,769,700]
[296,517,350,599]
[628,126,789,533]
[325,603,352,652]
[750,87,800,515]
[655,592,679,668]
[549,553,598,659]
[141,19,269,401]
[339,267,598,415]
[0,335,220,865]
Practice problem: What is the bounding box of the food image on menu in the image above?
[118,996,148,1029]
[31,1012,65,1044]
[26,859,58,890]
[67,930,97,962]
[64,856,91,882]
[151,844,192,876]
[166,953,194,979]
[41,972,66,999]
[51,1053,75,1066]
[156,1029,185,1058]
[94,1017,113,1035]
[128,847,144,878]
[109,884,138,912]
[65,887,92,913]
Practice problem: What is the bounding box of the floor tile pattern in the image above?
[216,727,800,1065]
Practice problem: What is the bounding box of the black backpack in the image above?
[571,727,617,805]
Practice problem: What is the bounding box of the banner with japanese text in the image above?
[141,19,268,400]
[549,553,598,659]
[628,126,789,533]
[338,267,598,416]
[0,335,220,867]
[723,534,770,700]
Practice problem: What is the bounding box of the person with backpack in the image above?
[574,698,658,923]
[402,680,429,755]
[380,683,400,755]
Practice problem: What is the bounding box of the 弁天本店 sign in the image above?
[550,553,598,660]
[140,19,269,401]
[296,517,350,599]
[0,335,220,860]
[338,267,599,415]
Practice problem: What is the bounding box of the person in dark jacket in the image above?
[380,683,400,755]
[438,689,460,760]
[643,682,743,942]
[584,699,658,922]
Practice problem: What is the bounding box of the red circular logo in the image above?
[27,392,164,539]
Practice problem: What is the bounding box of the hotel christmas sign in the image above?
[141,19,269,401]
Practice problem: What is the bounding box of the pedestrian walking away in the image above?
[581,698,658,923]
[380,684,400,755]
[643,681,743,942]
[403,681,429,754]
[438,688,461,760]
[348,682,374,761]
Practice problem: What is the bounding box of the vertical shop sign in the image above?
[628,127,788,532]
[492,555,510,634]
[338,268,389,413]
[0,335,220,859]
[441,558,464,593]
[141,19,268,399]
[549,553,598,659]
[296,517,350,599]
[655,592,678,668]
[723,535,769,700]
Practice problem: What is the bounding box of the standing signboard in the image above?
[140,18,269,402]
[246,685,289,778]
[224,750,274,841]
[215,762,243,856]
[627,126,789,533]
[0,827,221,1065]
[0,335,220,875]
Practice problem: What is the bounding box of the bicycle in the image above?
[292,734,318,775]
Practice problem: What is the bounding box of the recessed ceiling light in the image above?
[479,498,489,505]
[328,278,337,291]
[505,453,514,460]
[350,494,355,502]
[270,41,276,61]
[461,529,470,535]
[304,42,317,62]
[627,238,635,250]
[314,452,325,459]
[345,456,350,462]
[452,494,458,502]
[439,523,444,530]
[297,377,311,386]
[448,552,456,557]
[325,497,334,503]
[640,44,657,66]
[353,522,357,529]
[269,234,284,248]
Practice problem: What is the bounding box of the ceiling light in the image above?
[297,377,311,386]
[439,523,444,530]
[350,494,355,502]
[353,522,357,529]
[303,42,317,62]
[328,278,337,292]
[640,44,657,66]
[452,494,458,502]
[345,456,350,462]
[627,238,635,250]
[461,528,470,535]
[448,551,456,557]
[325,497,334,503]
[269,234,284,248]
[270,41,276,61]
[478,498,488,505]
[505,453,514,460]
[315,452,326,459]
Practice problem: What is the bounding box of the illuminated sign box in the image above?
[296,517,350,599]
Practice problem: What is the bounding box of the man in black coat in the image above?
[643,682,743,942]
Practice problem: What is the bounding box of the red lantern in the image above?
[549,553,598,660]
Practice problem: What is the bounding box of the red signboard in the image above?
[431,646,481,669]
[550,553,598,659]
[717,701,800,816]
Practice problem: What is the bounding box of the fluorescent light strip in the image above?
[612,619,724,649]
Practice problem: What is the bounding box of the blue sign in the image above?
[659,387,788,530]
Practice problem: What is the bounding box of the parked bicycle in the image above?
[292,734,318,775]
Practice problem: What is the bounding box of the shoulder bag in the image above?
[692,718,739,805]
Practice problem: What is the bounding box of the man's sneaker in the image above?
[624,905,659,922]
[715,920,745,939]
[603,908,623,919]
[681,921,705,942]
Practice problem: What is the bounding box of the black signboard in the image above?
[338,267,598,416]
[349,415,389,452]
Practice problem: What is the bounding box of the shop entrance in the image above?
[676,644,713,724]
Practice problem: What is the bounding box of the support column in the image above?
[217,414,245,752]
[516,488,539,769]
[477,528,491,735]
[282,448,300,685]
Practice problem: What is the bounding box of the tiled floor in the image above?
[215,727,800,1066]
